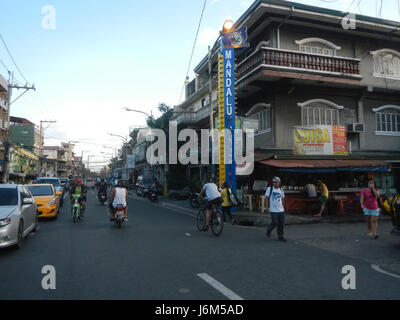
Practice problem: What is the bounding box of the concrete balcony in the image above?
[236,47,362,88]
[172,104,215,127]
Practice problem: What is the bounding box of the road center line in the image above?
[371,264,400,279]
[197,273,244,300]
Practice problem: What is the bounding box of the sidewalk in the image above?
[129,191,391,227]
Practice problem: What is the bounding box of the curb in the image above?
[128,192,392,227]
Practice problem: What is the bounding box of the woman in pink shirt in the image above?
[360,180,380,239]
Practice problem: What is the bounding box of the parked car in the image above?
[0,184,39,249]
[34,177,64,207]
[26,184,59,219]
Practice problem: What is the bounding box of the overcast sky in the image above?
[0,0,399,171]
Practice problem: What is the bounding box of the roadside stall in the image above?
[251,158,390,215]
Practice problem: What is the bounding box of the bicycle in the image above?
[71,194,84,223]
[196,198,224,237]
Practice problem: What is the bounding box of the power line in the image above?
[0,33,28,83]
[178,0,207,105]
[0,57,9,74]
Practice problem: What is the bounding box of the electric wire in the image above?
[0,33,28,83]
[178,0,207,105]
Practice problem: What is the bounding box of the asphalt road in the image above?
[1,189,400,300]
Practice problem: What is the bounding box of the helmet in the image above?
[272,177,281,183]
[77,178,82,184]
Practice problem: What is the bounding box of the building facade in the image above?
[175,0,400,196]
[0,74,9,179]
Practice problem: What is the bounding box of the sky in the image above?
[0,0,399,171]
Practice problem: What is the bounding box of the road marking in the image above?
[197,273,244,300]
[371,264,400,279]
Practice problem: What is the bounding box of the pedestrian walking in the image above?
[220,182,236,225]
[266,177,286,242]
[314,180,329,217]
[360,180,381,239]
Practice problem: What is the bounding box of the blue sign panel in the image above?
[221,27,249,49]
[223,48,236,195]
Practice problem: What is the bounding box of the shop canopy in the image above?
[257,159,388,173]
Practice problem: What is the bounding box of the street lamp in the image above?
[107,133,127,143]
[222,19,234,33]
[124,107,153,119]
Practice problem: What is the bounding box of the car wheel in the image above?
[32,215,39,232]
[14,221,24,249]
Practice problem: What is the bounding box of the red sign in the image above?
[332,125,348,156]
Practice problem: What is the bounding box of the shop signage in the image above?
[294,125,348,156]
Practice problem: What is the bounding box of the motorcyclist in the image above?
[109,180,128,222]
[69,178,87,216]
[97,178,108,199]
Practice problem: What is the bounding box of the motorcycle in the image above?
[113,204,126,228]
[98,191,107,205]
[189,192,200,208]
[149,187,158,202]
[142,186,150,198]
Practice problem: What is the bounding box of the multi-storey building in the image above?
[9,116,43,156]
[175,0,400,198]
[0,74,9,179]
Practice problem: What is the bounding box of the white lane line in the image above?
[197,273,244,300]
[371,264,400,279]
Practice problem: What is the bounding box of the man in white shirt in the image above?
[265,176,286,241]
[197,177,223,231]
[109,181,128,222]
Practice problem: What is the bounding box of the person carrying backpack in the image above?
[265,176,286,242]
[220,181,237,225]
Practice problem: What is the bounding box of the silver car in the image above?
[0,184,39,249]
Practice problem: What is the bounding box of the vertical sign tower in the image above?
[218,22,249,196]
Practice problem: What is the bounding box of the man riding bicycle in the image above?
[69,178,87,216]
[197,176,222,231]
[109,180,128,222]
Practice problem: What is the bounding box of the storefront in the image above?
[241,157,393,215]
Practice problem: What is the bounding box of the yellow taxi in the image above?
[26,184,60,219]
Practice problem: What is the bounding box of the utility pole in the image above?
[39,120,56,177]
[3,72,36,183]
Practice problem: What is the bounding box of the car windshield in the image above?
[0,188,18,205]
[37,179,60,186]
[27,186,53,196]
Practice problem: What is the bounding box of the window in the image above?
[298,99,343,126]
[296,38,340,57]
[248,108,272,134]
[371,49,400,79]
[376,111,400,134]
[300,45,334,56]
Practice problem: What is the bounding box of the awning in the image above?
[258,159,388,173]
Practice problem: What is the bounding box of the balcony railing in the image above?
[172,104,215,126]
[236,47,361,81]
